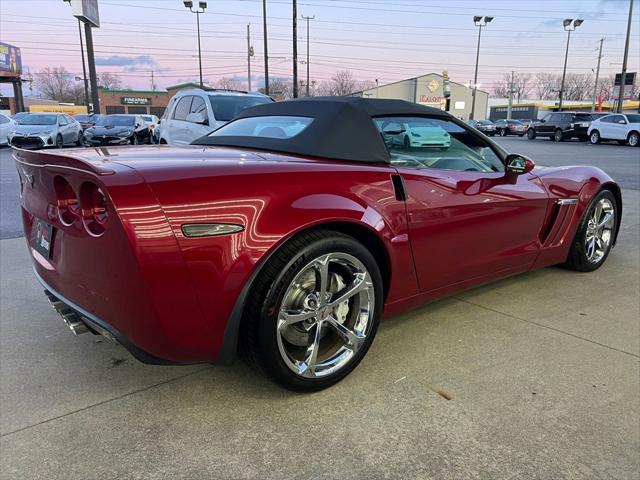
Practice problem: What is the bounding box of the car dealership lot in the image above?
[1,143,639,479]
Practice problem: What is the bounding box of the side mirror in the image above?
[618,119,627,124]
[382,126,406,135]
[186,112,207,125]
[505,154,535,175]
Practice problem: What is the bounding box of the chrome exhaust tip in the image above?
[60,311,89,335]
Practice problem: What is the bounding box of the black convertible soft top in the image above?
[191,96,450,163]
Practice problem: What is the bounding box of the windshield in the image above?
[477,120,493,125]
[208,95,273,122]
[18,114,57,125]
[209,116,313,138]
[626,114,640,123]
[575,114,594,121]
[95,115,135,127]
[75,115,90,122]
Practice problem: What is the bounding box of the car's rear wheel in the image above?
[244,230,383,391]
[554,129,564,142]
[527,129,536,140]
[628,131,639,147]
[565,190,617,272]
[590,130,601,144]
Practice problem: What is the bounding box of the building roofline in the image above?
[98,87,166,95]
[351,73,489,96]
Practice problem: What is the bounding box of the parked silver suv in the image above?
[159,88,273,146]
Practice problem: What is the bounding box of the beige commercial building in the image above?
[352,73,489,120]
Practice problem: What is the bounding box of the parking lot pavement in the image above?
[1,153,639,478]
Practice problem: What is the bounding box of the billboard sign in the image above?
[614,72,636,100]
[72,0,100,28]
[0,42,22,77]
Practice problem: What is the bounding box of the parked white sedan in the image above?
[588,113,640,146]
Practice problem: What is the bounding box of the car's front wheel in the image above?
[55,134,63,148]
[131,135,139,145]
[554,129,564,142]
[244,230,383,391]
[590,130,601,144]
[499,128,507,136]
[75,131,83,146]
[565,190,617,272]
[527,129,536,140]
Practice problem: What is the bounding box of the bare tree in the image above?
[97,72,123,90]
[319,70,358,96]
[534,72,560,100]
[34,66,84,104]
[214,77,245,90]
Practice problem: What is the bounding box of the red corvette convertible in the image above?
[14,98,621,391]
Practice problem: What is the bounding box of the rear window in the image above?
[209,116,313,139]
[626,114,640,123]
[208,95,273,122]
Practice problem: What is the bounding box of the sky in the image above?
[0,0,638,96]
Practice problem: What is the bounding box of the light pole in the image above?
[263,0,269,95]
[470,15,493,120]
[302,15,314,96]
[62,1,91,111]
[558,18,583,111]
[184,1,207,88]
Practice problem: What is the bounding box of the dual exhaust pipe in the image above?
[45,291,89,335]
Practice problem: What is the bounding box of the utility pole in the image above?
[84,24,100,113]
[151,70,155,92]
[302,15,314,96]
[507,71,515,119]
[616,0,633,113]
[77,19,90,111]
[247,24,253,91]
[262,0,269,95]
[591,37,604,112]
[292,0,298,98]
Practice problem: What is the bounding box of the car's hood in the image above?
[88,125,133,135]
[13,124,56,134]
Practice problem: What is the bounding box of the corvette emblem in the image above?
[427,79,439,92]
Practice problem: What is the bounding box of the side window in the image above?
[190,96,209,123]
[375,116,504,173]
[0,116,9,125]
[600,116,613,123]
[610,115,625,124]
[541,114,552,123]
[58,115,68,126]
[172,96,193,121]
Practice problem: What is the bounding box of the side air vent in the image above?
[391,174,407,201]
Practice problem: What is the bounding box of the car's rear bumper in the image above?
[37,270,186,365]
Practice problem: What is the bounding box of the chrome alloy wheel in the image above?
[276,252,375,378]
[585,197,615,264]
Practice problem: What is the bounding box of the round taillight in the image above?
[79,182,108,237]
[54,176,80,226]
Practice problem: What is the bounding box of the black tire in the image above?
[75,131,83,147]
[55,134,63,148]
[403,135,411,150]
[499,128,507,137]
[565,190,618,272]
[554,129,564,142]
[243,230,383,391]
[527,129,536,140]
[627,131,639,147]
[131,135,139,145]
[590,130,601,144]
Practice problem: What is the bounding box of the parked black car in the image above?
[494,119,526,136]
[83,114,151,146]
[526,112,596,142]
[467,119,497,136]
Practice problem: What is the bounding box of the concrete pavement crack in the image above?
[0,366,213,438]
[455,296,640,359]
